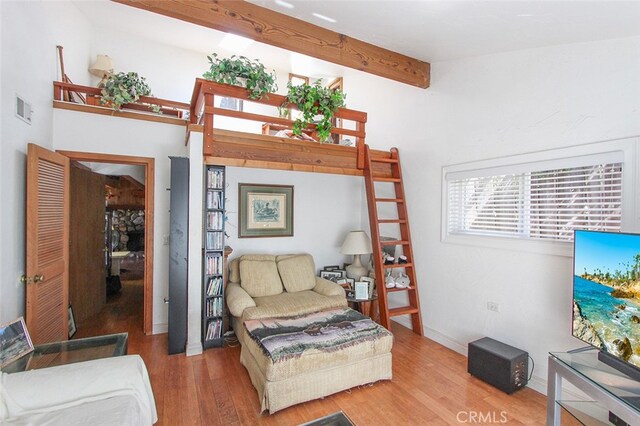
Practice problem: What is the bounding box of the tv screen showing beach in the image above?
[573,230,640,368]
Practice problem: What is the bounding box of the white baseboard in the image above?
[186,341,203,357]
[152,323,168,334]
[391,318,591,398]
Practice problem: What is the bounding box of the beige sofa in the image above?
[226,253,393,413]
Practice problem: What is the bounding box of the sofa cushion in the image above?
[229,255,276,283]
[276,254,316,293]
[239,259,283,298]
[242,290,347,320]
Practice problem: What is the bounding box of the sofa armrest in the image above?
[313,277,346,298]
[226,282,256,317]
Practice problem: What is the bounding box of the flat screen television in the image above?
[573,229,640,380]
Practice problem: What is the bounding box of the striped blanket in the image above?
[244,308,391,363]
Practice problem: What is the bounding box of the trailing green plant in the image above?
[100,72,161,113]
[203,53,277,100]
[284,80,346,143]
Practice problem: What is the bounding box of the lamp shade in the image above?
[340,231,372,255]
[89,55,113,78]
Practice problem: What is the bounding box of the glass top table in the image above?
[548,349,640,425]
[2,332,128,374]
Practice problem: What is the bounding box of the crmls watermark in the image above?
[456,411,508,424]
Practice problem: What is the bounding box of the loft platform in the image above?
[189,79,392,177]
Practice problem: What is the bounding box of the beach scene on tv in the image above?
[573,231,640,368]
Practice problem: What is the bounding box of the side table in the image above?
[2,332,128,373]
[347,295,378,320]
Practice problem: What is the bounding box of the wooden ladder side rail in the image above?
[389,147,423,334]
[189,79,367,160]
[364,145,389,329]
[364,145,423,335]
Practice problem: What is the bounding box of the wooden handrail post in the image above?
[203,93,215,156]
[356,121,366,169]
[53,83,62,101]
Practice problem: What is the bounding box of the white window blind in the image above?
[447,162,622,241]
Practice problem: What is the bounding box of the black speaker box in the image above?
[467,337,528,394]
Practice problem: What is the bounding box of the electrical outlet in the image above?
[163,235,169,246]
[487,301,500,312]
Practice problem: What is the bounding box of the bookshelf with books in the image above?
[203,165,226,348]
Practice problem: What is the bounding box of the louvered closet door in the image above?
[26,143,70,344]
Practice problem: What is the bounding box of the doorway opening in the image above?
[58,151,154,336]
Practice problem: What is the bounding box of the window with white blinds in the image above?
[446,162,623,242]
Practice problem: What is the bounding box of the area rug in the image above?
[244,308,391,363]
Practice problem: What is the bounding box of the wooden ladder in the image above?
[364,145,423,335]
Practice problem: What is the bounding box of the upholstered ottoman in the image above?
[234,307,393,413]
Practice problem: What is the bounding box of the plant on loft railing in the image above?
[202,53,278,100]
[283,80,346,143]
[100,72,161,113]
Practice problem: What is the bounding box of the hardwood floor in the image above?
[75,278,578,425]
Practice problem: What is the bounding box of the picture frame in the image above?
[320,270,343,283]
[360,276,376,298]
[323,265,340,271]
[336,278,351,290]
[68,305,77,338]
[239,184,294,238]
[334,269,347,278]
[354,281,370,300]
[346,277,355,288]
[0,317,34,368]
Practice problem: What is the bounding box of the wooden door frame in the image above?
[57,150,154,335]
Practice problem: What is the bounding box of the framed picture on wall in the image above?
[238,183,294,238]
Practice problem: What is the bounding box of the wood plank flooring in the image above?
[75,278,579,425]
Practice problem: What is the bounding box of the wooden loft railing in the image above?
[190,78,369,170]
[52,81,190,126]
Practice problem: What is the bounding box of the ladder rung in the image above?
[378,219,407,224]
[371,157,399,164]
[389,306,420,317]
[383,262,413,269]
[373,177,401,183]
[386,286,416,293]
[381,240,409,246]
[375,198,404,203]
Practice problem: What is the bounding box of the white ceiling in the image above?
[74,1,640,65]
[250,0,640,61]
[80,162,145,184]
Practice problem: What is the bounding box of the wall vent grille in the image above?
[16,95,32,124]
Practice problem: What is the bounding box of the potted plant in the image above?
[284,80,346,143]
[100,72,161,113]
[203,53,278,100]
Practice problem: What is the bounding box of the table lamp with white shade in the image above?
[340,230,373,279]
[89,55,113,87]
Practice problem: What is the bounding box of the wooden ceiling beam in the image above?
[112,0,430,88]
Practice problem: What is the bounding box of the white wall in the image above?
[404,36,640,390]
[0,1,93,323]
[52,109,188,333]
[224,167,365,268]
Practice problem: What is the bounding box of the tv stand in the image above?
[548,350,640,425]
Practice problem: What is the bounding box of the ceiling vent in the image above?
[16,95,33,125]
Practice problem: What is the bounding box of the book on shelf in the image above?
[206,231,224,250]
[205,298,223,318]
[205,318,222,340]
[206,191,224,210]
[206,211,224,230]
[205,255,223,275]
[206,276,224,296]
[206,169,224,189]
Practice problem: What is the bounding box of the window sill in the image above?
[442,233,573,257]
